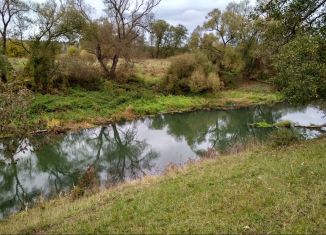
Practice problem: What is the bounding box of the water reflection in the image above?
[0,103,325,219]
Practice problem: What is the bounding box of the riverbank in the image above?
[31,81,282,133]
[1,137,325,234]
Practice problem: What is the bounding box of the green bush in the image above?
[268,129,301,147]
[163,52,220,94]
[25,42,58,92]
[272,34,326,103]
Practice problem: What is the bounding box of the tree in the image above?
[25,0,85,91]
[170,24,188,49]
[188,26,202,51]
[203,8,242,47]
[151,19,169,58]
[257,0,326,48]
[272,34,326,103]
[84,0,160,80]
[0,0,28,56]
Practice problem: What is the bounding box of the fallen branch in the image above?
[294,124,326,130]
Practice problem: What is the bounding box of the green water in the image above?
[0,103,325,219]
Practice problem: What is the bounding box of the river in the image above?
[0,103,325,219]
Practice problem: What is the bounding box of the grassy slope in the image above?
[1,138,325,234]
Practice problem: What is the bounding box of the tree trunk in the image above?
[2,28,7,55]
[2,34,7,55]
[110,54,119,80]
[156,42,160,59]
[95,43,111,79]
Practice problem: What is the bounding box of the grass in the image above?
[30,81,282,131]
[1,137,325,234]
[7,57,282,131]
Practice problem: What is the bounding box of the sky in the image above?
[84,0,256,31]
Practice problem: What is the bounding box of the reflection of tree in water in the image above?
[0,138,40,218]
[0,124,158,218]
[87,124,158,185]
[150,106,283,154]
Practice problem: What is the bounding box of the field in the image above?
[1,137,325,234]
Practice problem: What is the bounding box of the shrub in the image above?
[0,81,33,136]
[57,56,103,91]
[163,52,220,94]
[7,41,28,58]
[115,62,136,83]
[67,46,79,57]
[79,50,96,63]
[25,42,58,92]
[268,129,302,147]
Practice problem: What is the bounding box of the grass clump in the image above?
[0,138,325,234]
[268,129,302,147]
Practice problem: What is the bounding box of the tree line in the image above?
[0,0,325,102]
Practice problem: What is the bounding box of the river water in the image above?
[0,103,325,219]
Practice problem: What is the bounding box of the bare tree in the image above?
[0,0,28,55]
[85,0,160,80]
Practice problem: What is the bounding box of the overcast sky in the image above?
[83,0,256,31]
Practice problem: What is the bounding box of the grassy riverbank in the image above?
[31,80,282,132]
[1,137,325,234]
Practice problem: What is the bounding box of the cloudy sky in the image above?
[84,0,256,31]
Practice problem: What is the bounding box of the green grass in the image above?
[30,81,282,131]
[7,57,282,131]
[1,138,325,234]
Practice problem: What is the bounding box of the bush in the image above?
[0,81,33,136]
[268,129,302,147]
[163,52,220,94]
[272,34,326,103]
[57,55,103,91]
[67,46,79,57]
[7,41,28,58]
[115,62,136,83]
[25,42,58,92]
[79,50,96,63]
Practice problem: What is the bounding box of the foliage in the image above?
[272,34,326,103]
[0,81,33,137]
[163,53,220,94]
[67,46,79,57]
[150,20,188,58]
[25,42,58,92]
[7,41,28,57]
[256,0,326,47]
